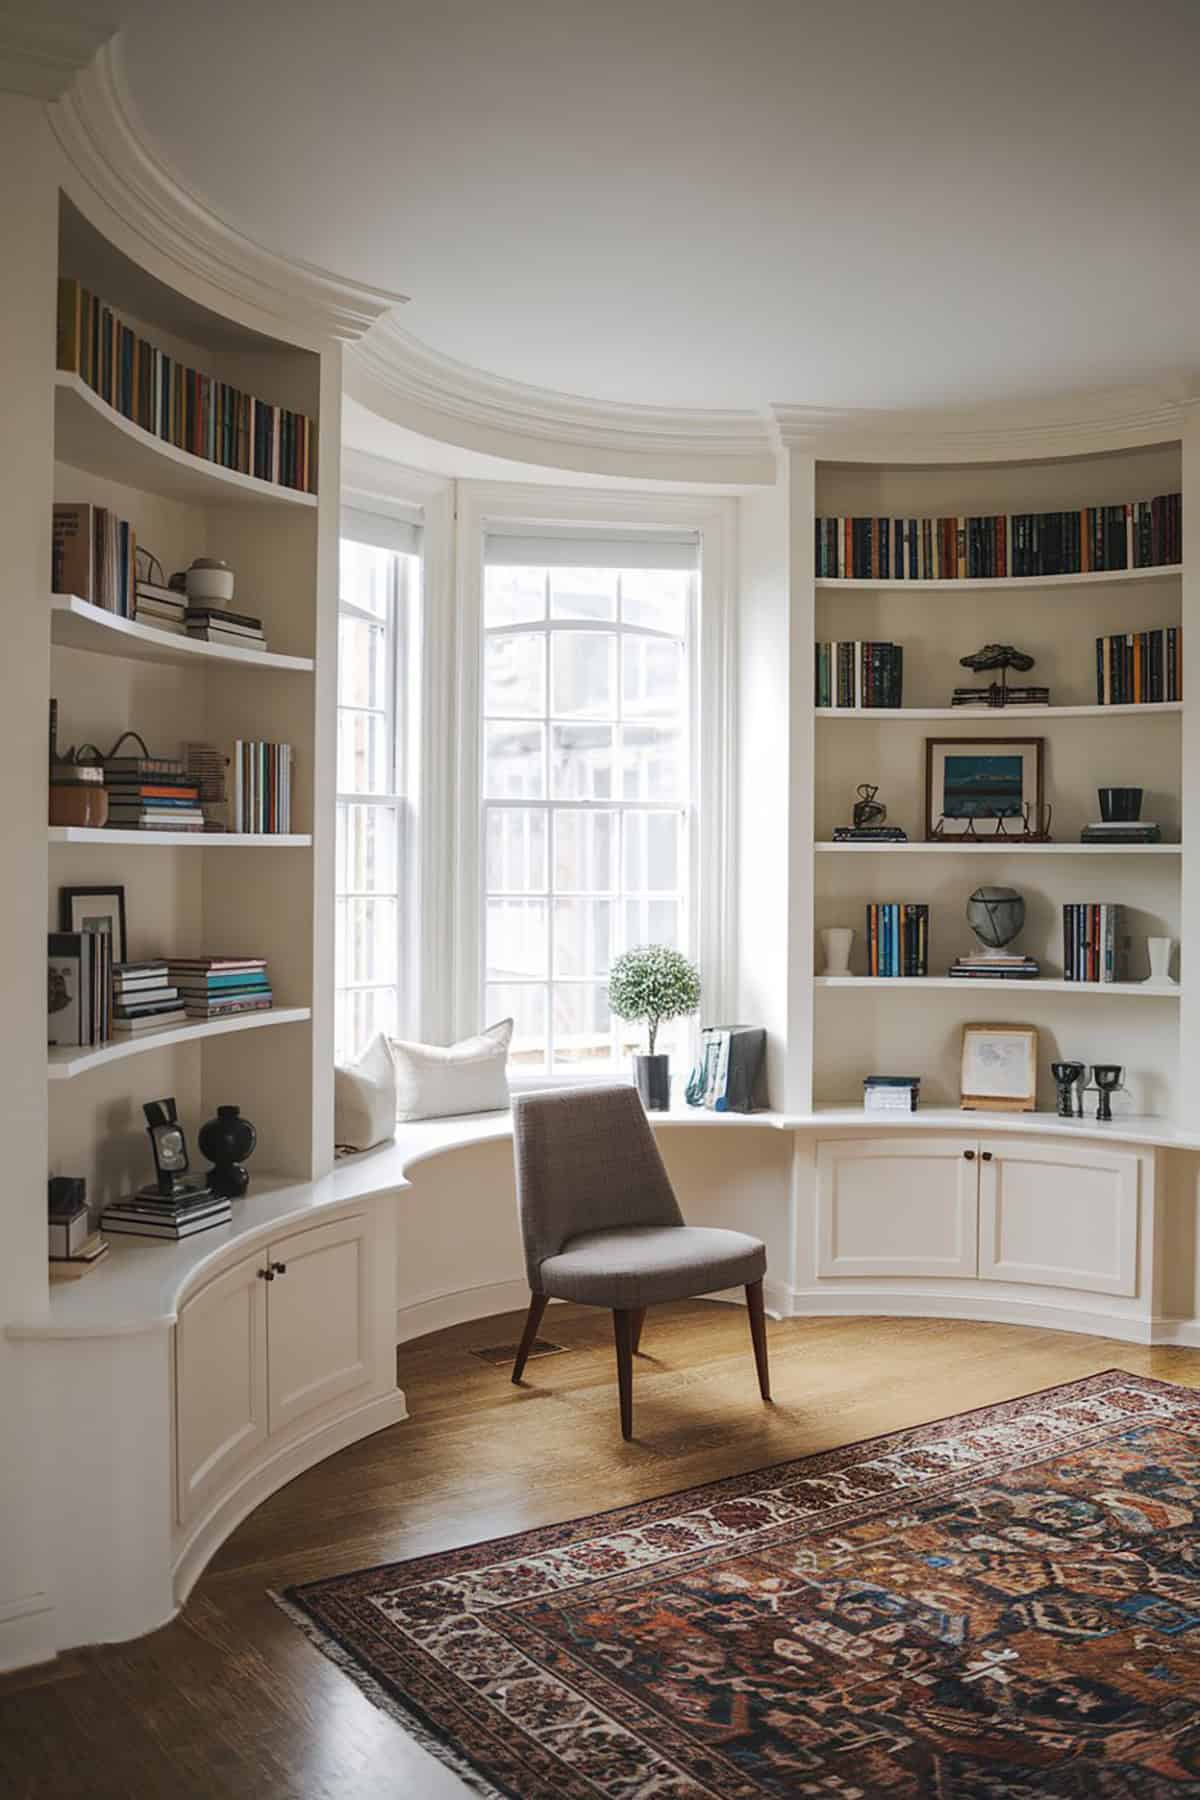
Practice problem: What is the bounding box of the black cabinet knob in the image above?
[981,1151,993,1163]
[257,1267,274,1281]
[963,1149,976,1161]
[271,1261,287,1275]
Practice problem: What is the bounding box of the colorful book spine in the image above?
[233,741,293,834]
[814,642,903,708]
[1062,904,1124,982]
[1094,627,1180,704]
[864,903,929,977]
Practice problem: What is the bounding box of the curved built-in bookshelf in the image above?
[816,567,1181,593]
[49,827,312,846]
[50,596,315,672]
[48,1006,313,1080]
[814,976,1180,996]
[817,702,1181,722]
[815,841,1181,856]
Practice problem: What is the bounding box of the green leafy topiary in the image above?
[608,945,701,1055]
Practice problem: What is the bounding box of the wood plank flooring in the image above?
[3,1303,1200,1798]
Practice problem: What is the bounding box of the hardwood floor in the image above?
[3,1304,1200,1798]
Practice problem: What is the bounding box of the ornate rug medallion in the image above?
[277,1371,1200,1798]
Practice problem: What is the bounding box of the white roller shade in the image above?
[484,525,699,572]
[341,503,423,556]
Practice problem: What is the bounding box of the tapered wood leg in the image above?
[630,1308,647,1355]
[511,1293,549,1383]
[613,1309,635,1439]
[745,1279,771,1401]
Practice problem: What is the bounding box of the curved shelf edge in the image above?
[48,1006,312,1080]
[814,841,1181,856]
[815,566,1181,592]
[49,827,312,846]
[814,976,1181,996]
[817,702,1181,722]
[50,596,314,672]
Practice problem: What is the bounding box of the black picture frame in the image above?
[59,884,127,964]
[924,737,1045,842]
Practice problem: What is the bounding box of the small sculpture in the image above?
[966,886,1025,951]
[1050,1060,1086,1119]
[955,644,1044,708]
[198,1105,257,1198]
[852,784,887,828]
[1089,1064,1126,1123]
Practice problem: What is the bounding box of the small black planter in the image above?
[634,1053,670,1111]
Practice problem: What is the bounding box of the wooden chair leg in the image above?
[630,1307,646,1355]
[613,1309,635,1439]
[745,1279,771,1401]
[511,1293,549,1384]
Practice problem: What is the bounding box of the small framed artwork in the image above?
[960,1023,1039,1112]
[59,885,127,964]
[925,737,1044,840]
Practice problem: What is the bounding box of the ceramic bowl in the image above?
[186,559,235,603]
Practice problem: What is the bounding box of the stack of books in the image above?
[951,684,1050,708]
[48,1189,110,1280]
[1095,628,1181,704]
[1080,819,1162,847]
[111,961,186,1034]
[52,502,135,614]
[103,753,204,832]
[814,642,903,708]
[1063,904,1126,983]
[134,579,186,634]
[99,1190,231,1242]
[49,1230,110,1280]
[687,1026,765,1113]
[233,741,292,833]
[948,951,1040,981]
[185,606,267,650]
[167,958,272,1019]
[47,930,112,1046]
[831,826,909,844]
[184,741,229,831]
[863,1075,920,1114]
[865,904,928,976]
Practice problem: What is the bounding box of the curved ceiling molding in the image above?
[346,315,777,486]
[50,38,408,341]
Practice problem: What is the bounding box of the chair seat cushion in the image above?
[538,1224,766,1309]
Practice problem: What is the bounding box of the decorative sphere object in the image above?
[198,1104,256,1198]
[965,885,1025,950]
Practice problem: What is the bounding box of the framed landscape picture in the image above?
[925,737,1044,840]
[960,1023,1039,1112]
[58,885,127,964]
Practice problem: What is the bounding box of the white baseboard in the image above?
[1149,1316,1200,1347]
[775,1286,1157,1345]
[0,1590,56,1674]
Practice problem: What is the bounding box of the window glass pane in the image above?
[336,896,399,986]
[622,896,684,950]
[621,724,686,802]
[553,984,612,1069]
[485,565,545,628]
[486,808,547,893]
[336,985,398,1065]
[485,723,546,799]
[550,724,614,800]
[623,811,682,893]
[338,614,388,709]
[339,539,391,618]
[486,898,549,980]
[337,803,398,894]
[551,631,616,719]
[337,709,390,795]
[550,568,617,622]
[553,899,612,977]
[622,635,684,719]
[620,568,689,636]
[486,984,547,1069]
[485,631,546,717]
[554,810,617,893]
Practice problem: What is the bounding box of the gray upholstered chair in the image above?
[510,1084,770,1438]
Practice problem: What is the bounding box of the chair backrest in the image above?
[513,1085,684,1287]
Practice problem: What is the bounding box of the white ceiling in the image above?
[116,0,1200,414]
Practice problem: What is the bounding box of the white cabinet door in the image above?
[267,1214,372,1436]
[816,1138,979,1278]
[176,1251,268,1526]
[977,1139,1140,1296]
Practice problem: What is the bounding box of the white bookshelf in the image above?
[49,827,313,847]
[815,841,1181,856]
[48,1007,313,1080]
[816,566,1181,593]
[51,596,314,672]
[814,976,1180,996]
[817,702,1181,722]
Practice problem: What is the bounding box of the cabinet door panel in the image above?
[978,1140,1139,1296]
[268,1214,371,1436]
[176,1252,268,1526]
[817,1139,978,1277]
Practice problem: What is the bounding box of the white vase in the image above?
[1144,936,1176,985]
[821,927,854,976]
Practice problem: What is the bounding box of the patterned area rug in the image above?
[277,1371,1200,1798]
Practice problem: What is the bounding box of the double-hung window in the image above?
[481,528,698,1074]
[335,508,421,1062]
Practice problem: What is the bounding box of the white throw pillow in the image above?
[334,1032,397,1152]
[388,1019,513,1122]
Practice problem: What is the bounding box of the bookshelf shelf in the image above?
[815,567,1181,594]
[54,373,318,511]
[48,828,313,847]
[815,842,1181,856]
[814,976,1181,996]
[817,702,1182,723]
[50,596,315,672]
[47,1007,313,1081]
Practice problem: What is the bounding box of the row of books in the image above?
[864,903,929,977]
[103,753,203,832]
[1063,904,1126,984]
[57,278,317,494]
[52,502,135,615]
[685,1026,765,1113]
[47,930,113,1046]
[233,740,293,833]
[1095,628,1181,705]
[815,641,903,709]
[814,496,1181,580]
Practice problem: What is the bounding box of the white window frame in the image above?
[454,482,736,1086]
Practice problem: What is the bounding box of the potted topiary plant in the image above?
[608,945,701,1110]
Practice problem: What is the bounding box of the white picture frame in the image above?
[960,1023,1038,1112]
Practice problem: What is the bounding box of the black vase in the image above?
[198,1105,257,1198]
[634,1054,670,1111]
[1098,787,1142,822]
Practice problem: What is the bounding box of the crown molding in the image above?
[772,384,1200,462]
[346,315,777,485]
[49,39,408,341]
[0,9,117,100]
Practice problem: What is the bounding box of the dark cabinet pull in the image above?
[271,1261,287,1275]
[257,1267,274,1282]
[963,1149,976,1161]
[981,1151,993,1163]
